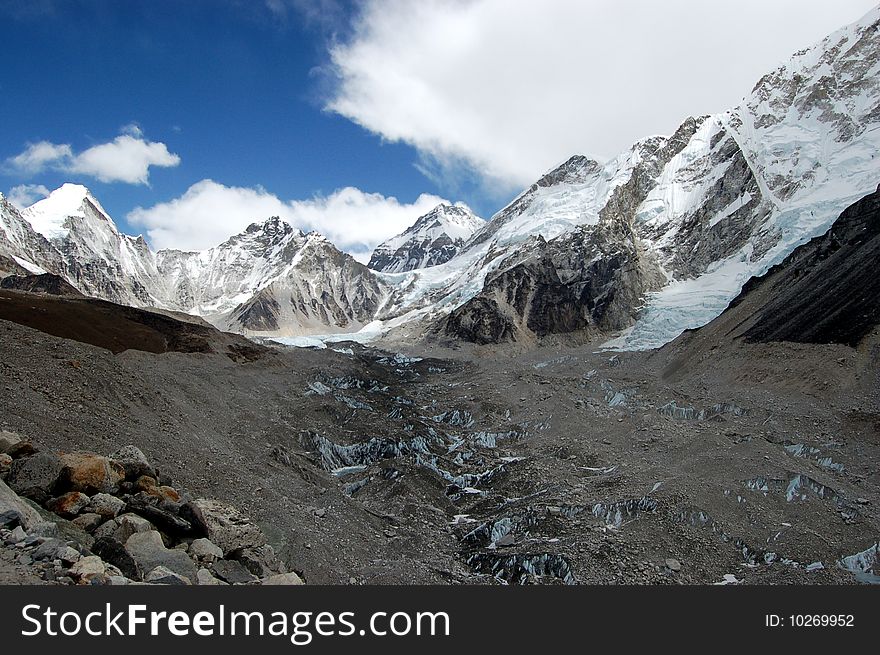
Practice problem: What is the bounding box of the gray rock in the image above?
[665,558,682,572]
[56,546,82,565]
[71,513,105,533]
[7,525,27,544]
[125,531,197,584]
[189,537,223,561]
[86,493,125,518]
[69,555,106,583]
[0,430,22,454]
[114,513,154,543]
[182,498,266,556]
[261,572,304,585]
[108,576,129,585]
[210,559,258,585]
[32,538,66,561]
[196,568,227,586]
[1,478,48,530]
[92,536,142,580]
[0,453,11,476]
[6,452,64,503]
[145,566,191,585]
[109,446,155,480]
[232,544,284,577]
[93,519,120,541]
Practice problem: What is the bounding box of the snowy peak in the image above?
[368,203,483,273]
[21,183,115,240]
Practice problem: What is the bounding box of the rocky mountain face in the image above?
[368,204,483,273]
[2,9,877,349]
[443,219,664,344]
[0,188,389,337]
[725,185,880,347]
[222,233,389,336]
[381,7,880,346]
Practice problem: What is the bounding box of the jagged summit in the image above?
[368,203,483,273]
[1,8,878,347]
[21,183,113,240]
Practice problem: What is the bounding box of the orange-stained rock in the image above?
[46,491,91,518]
[59,452,124,495]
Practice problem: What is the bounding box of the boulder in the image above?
[134,475,158,493]
[125,531,197,584]
[32,538,67,561]
[69,555,106,584]
[232,544,284,577]
[6,452,64,502]
[196,568,227,586]
[109,446,155,480]
[261,572,304,585]
[92,536,142,580]
[181,498,266,556]
[157,486,181,503]
[189,537,223,561]
[6,525,27,544]
[210,559,257,585]
[1,477,52,530]
[0,430,22,454]
[86,493,125,518]
[145,566,190,585]
[93,519,120,540]
[46,491,90,518]
[56,546,82,566]
[71,513,105,533]
[125,495,193,536]
[58,453,124,495]
[114,513,154,542]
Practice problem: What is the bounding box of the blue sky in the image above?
[1,0,876,257]
[0,1,450,245]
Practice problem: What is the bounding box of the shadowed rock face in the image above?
[736,185,880,346]
[0,273,84,297]
[443,219,664,344]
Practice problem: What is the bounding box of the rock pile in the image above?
[0,430,302,585]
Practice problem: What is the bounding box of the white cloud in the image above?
[4,131,180,184]
[68,135,180,184]
[6,183,50,209]
[327,0,879,190]
[6,141,72,175]
[127,179,453,259]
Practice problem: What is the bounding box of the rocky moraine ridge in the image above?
[0,432,302,585]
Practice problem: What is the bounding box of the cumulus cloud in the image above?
[127,179,455,259]
[68,135,180,184]
[4,131,180,184]
[6,142,73,175]
[326,0,878,190]
[6,183,50,209]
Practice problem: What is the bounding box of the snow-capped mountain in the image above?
[221,232,389,336]
[20,184,161,307]
[368,203,483,273]
[0,187,389,337]
[2,8,877,349]
[370,7,880,347]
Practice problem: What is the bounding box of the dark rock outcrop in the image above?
[736,185,880,346]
